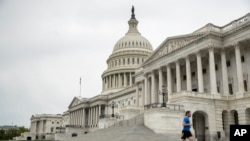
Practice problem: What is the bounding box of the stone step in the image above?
[64,125,181,141]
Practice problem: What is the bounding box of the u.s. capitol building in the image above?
[23,7,250,141]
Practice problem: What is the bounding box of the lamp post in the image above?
[111,101,115,117]
[159,85,168,107]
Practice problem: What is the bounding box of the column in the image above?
[167,64,172,95]
[72,112,75,125]
[105,105,108,115]
[158,68,163,104]
[90,108,92,127]
[186,56,192,91]
[136,83,139,106]
[151,73,156,104]
[142,81,145,106]
[144,76,148,105]
[124,73,127,87]
[69,112,72,125]
[93,107,95,126]
[82,108,85,127]
[102,78,104,91]
[112,75,115,88]
[130,73,132,86]
[176,60,181,92]
[197,52,204,93]
[209,48,217,94]
[88,109,90,127]
[79,110,81,125]
[108,76,110,89]
[97,106,99,125]
[235,45,244,94]
[221,49,229,94]
[105,77,108,90]
[118,73,122,88]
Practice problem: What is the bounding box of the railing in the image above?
[65,125,83,128]
[111,114,144,127]
[99,114,124,119]
[144,103,184,110]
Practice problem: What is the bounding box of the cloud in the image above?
[0,0,249,127]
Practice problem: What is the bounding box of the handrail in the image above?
[144,103,184,110]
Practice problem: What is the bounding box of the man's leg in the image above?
[188,136,194,141]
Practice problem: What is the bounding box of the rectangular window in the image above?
[229,84,233,95]
[203,68,206,74]
[244,80,248,91]
[226,60,231,67]
[192,72,195,77]
[217,87,220,93]
[215,64,218,71]
[241,55,245,62]
[183,75,186,81]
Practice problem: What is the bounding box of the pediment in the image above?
[68,97,82,108]
[143,33,205,65]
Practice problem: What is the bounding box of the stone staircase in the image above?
[60,113,229,141]
[61,113,181,141]
[65,124,180,141]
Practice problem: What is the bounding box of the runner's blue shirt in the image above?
[183,116,191,131]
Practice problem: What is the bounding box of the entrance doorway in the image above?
[26,136,31,140]
[193,111,206,141]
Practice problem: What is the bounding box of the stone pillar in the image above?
[113,75,115,88]
[105,105,108,115]
[90,108,92,127]
[72,111,75,125]
[136,83,139,106]
[107,76,110,89]
[76,110,79,126]
[167,64,172,95]
[176,60,181,92]
[130,72,132,86]
[82,108,85,127]
[209,48,217,94]
[141,80,145,107]
[158,68,163,104]
[105,77,108,90]
[89,109,91,127]
[221,49,229,94]
[69,112,72,125]
[144,76,148,105]
[151,72,156,104]
[197,52,204,93]
[186,56,192,91]
[237,107,247,125]
[118,73,122,88]
[99,105,101,116]
[93,106,96,127]
[96,106,98,126]
[235,44,244,94]
[124,73,127,87]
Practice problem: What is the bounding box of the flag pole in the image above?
[80,77,81,97]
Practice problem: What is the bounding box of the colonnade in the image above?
[69,105,109,128]
[136,44,246,106]
[69,108,85,127]
[103,72,134,90]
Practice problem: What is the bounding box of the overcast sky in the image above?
[0,0,249,128]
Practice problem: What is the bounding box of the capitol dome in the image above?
[101,6,153,95]
[112,21,153,53]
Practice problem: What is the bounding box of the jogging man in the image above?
[181,111,194,141]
